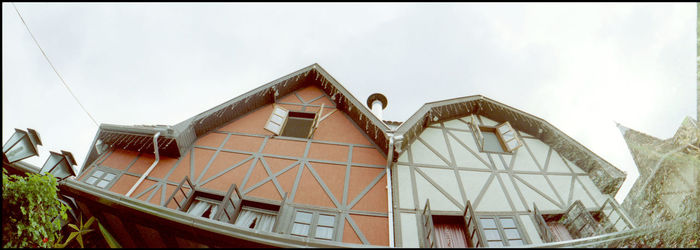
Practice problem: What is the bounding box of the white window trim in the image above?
[84,167,119,189]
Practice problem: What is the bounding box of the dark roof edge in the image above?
[312,64,390,131]
[80,64,393,172]
[174,64,318,130]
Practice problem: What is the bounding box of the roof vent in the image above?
[366,93,388,120]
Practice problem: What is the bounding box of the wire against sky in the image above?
[11,2,99,127]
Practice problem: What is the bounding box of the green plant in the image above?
[53,215,122,248]
[2,168,69,248]
[54,215,94,248]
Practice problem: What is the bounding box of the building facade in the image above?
[50,64,646,247]
[389,96,632,248]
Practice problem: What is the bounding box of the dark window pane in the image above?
[281,117,314,138]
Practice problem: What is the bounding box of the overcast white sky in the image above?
[2,3,696,202]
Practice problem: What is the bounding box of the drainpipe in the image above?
[385,133,395,247]
[125,132,160,197]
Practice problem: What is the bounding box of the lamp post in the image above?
[3,128,42,164]
[39,150,77,181]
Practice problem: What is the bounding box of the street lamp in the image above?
[40,150,77,180]
[3,128,42,164]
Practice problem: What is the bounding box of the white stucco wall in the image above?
[394,114,614,246]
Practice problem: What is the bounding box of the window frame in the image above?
[421,199,485,248]
[264,104,320,139]
[233,199,283,233]
[288,208,340,241]
[533,199,633,243]
[84,167,119,189]
[468,114,523,154]
[476,215,528,247]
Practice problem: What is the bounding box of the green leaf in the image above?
[84,216,96,229]
[98,221,122,248]
[68,224,79,231]
[63,232,79,247]
[76,233,84,248]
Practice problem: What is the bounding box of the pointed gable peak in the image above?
[615,121,630,136]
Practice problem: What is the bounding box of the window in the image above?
[432,215,469,248]
[84,168,118,189]
[165,177,243,224]
[469,114,522,154]
[233,200,281,232]
[533,199,635,243]
[478,216,526,247]
[187,196,220,219]
[421,199,485,248]
[264,104,319,139]
[290,210,337,240]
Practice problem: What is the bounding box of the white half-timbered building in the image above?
[389,96,635,248]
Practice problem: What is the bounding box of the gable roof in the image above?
[392,95,627,196]
[80,64,391,175]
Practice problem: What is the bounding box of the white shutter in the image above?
[470,115,485,150]
[496,122,522,152]
[264,105,289,135]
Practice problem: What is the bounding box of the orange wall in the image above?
[80,85,389,246]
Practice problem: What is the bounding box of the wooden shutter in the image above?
[264,104,289,135]
[533,203,554,243]
[463,200,484,248]
[273,192,291,233]
[561,200,604,239]
[164,176,195,211]
[421,200,437,248]
[213,183,242,224]
[470,115,485,151]
[306,111,319,139]
[496,121,522,152]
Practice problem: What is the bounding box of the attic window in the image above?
[264,105,319,139]
[469,115,522,153]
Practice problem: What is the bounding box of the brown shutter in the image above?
[164,176,195,211]
[421,200,437,248]
[463,200,484,248]
[533,203,555,243]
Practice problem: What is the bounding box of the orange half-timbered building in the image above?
[60,64,393,247]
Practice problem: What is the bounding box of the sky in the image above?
[2,3,696,202]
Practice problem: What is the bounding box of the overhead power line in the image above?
[12,3,99,127]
